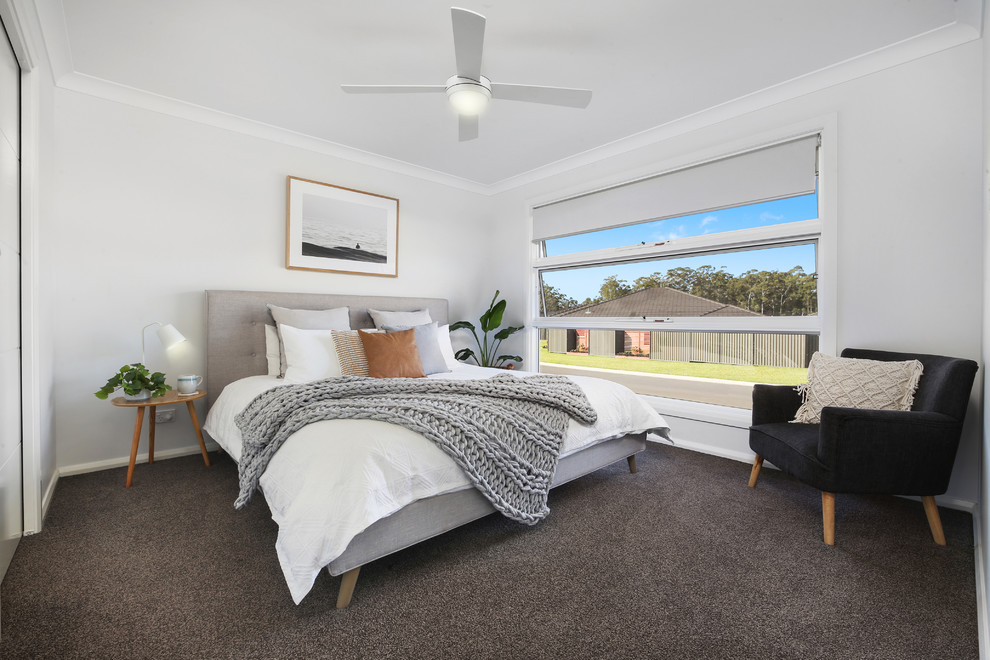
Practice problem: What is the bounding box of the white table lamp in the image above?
[142,322,186,364]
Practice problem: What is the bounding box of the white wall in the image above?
[492,41,985,506]
[49,90,499,471]
[980,0,990,652]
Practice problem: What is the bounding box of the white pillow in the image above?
[264,324,281,376]
[368,308,432,330]
[792,352,924,424]
[437,324,458,369]
[267,304,350,376]
[279,324,343,383]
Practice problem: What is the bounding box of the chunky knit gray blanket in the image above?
[233,374,598,524]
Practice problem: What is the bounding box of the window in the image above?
[531,135,821,409]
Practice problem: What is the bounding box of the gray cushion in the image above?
[369,308,431,330]
[383,322,450,375]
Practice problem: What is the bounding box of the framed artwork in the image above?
[285,176,399,277]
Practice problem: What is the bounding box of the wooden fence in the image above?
[547,329,818,369]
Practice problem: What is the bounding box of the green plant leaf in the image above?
[452,290,523,369]
[95,362,171,399]
[481,299,506,333]
[493,325,523,341]
[454,348,477,363]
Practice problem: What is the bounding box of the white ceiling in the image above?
[37,0,981,189]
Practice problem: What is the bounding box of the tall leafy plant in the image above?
[450,290,523,368]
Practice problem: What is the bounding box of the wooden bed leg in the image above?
[748,455,764,487]
[626,455,638,474]
[336,567,361,609]
[822,491,835,546]
[922,496,947,546]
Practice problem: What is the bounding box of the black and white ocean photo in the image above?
[301,193,388,263]
[286,176,399,277]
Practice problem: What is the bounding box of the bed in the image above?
[202,289,669,608]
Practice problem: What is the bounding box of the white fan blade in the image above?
[490,83,592,108]
[459,114,479,141]
[341,85,446,94]
[451,7,485,81]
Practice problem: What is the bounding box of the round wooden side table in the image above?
[110,389,211,487]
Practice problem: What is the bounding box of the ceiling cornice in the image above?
[34,0,983,197]
[488,0,983,195]
[55,71,495,195]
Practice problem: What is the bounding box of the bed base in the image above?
[329,432,647,608]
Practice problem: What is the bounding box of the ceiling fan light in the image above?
[446,83,491,116]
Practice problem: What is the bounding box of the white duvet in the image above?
[203,364,668,604]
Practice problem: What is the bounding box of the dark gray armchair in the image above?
[747,348,978,546]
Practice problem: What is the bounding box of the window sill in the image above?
[641,394,752,429]
[537,361,755,428]
[539,362,755,409]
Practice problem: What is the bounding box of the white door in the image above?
[0,15,22,587]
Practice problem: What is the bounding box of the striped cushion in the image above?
[331,330,370,376]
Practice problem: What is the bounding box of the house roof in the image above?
[552,287,760,318]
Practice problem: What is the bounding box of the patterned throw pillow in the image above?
[331,330,371,376]
[792,352,924,424]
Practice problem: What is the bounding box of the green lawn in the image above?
[539,347,808,385]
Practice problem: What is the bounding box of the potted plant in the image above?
[94,363,171,401]
[450,290,523,369]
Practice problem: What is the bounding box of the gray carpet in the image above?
[0,442,978,659]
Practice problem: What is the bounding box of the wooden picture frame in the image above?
[285,176,399,277]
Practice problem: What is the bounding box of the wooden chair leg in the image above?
[922,496,947,546]
[822,491,835,546]
[626,455,638,474]
[748,455,764,487]
[336,567,361,609]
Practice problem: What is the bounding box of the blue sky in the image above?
[542,194,817,302]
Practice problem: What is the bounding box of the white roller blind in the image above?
[533,135,818,242]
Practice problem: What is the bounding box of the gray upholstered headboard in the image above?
[205,290,449,409]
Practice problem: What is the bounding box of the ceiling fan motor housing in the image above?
[445,75,492,115]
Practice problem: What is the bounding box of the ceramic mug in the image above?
[176,374,203,395]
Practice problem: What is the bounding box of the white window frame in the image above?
[526,117,838,419]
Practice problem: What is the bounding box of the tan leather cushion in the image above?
[359,328,425,378]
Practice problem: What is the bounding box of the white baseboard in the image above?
[973,507,988,660]
[657,434,754,464]
[39,471,57,526]
[58,441,220,478]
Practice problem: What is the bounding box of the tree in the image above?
[632,272,666,291]
[598,275,631,301]
[661,266,698,293]
[541,283,578,315]
[691,265,734,305]
[589,264,818,316]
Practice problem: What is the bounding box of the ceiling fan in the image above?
[341,7,593,141]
